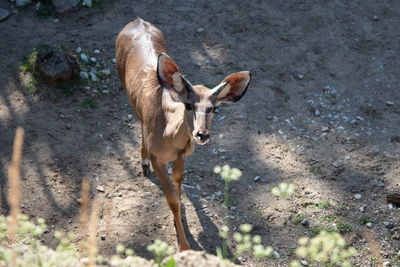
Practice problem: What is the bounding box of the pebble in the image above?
[253,176,260,182]
[389,203,394,209]
[314,109,320,116]
[90,57,97,63]
[383,221,394,229]
[300,260,308,266]
[273,251,280,259]
[355,194,362,199]
[112,58,116,64]
[321,126,329,132]
[332,161,343,168]
[100,235,106,240]
[386,101,395,106]
[296,74,304,80]
[53,18,59,23]
[79,71,89,79]
[359,205,366,212]
[301,218,309,227]
[0,8,10,22]
[127,114,134,121]
[76,47,82,53]
[96,185,105,192]
[382,261,390,267]
[356,116,364,121]
[16,0,32,7]
[90,72,99,82]
[93,49,100,54]
[66,124,71,130]
[372,15,379,21]
[367,222,373,228]
[99,69,111,75]
[230,206,237,211]
[80,53,88,62]
[196,27,205,33]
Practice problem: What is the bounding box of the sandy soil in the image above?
[1,0,400,266]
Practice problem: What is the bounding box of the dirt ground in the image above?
[1,0,400,266]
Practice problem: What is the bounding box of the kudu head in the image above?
[157,53,251,145]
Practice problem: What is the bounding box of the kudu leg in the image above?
[149,155,190,251]
[172,157,184,199]
[140,123,150,176]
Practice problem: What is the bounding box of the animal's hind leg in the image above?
[140,123,150,176]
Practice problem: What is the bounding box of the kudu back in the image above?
[115,18,251,251]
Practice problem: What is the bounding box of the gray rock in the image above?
[273,251,280,259]
[35,45,80,83]
[382,261,390,267]
[0,8,10,21]
[321,126,329,132]
[366,222,373,228]
[386,101,395,106]
[301,218,309,227]
[16,0,32,7]
[96,185,105,192]
[51,0,79,14]
[80,71,88,79]
[80,53,88,62]
[383,221,394,229]
[300,260,308,266]
[253,176,260,182]
[314,109,321,116]
[354,194,362,200]
[82,0,93,7]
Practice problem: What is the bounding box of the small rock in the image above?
[196,27,205,33]
[382,261,390,267]
[112,58,116,64]
[389,203,394,209]
[90,72,99,82]
[66,124,71,130]
[253,176,260,182]
[356,116,364,121]
[350,119,358,126]
[296,74,304,80]
[273,251,280,259]
[96,185,105,192]
[100,235,106,240]
[53,18,59,23]
[35,45,80,83]
[80,53,88,62]
[99,69,111,75]
[332,161,343,168]
[321,126,329,132]
[359,205,366,212]
[230,206,237,211]
[301,218,309,227]
[93,49,100,54]
[126,114,134,121]
[51,0,79,14]
[314,109,321,116]
[76,47,82,53]
[16,0,32,7]
[386,101,395,106]
[383,221,394,229]
[355,194,362,200]
[372,15,379,21]
[80,71,89,79]
[300,260,308,266]
[0,8,10,22]
[82,0,92,7]
[90,57,97,63]
[367,222,373,228]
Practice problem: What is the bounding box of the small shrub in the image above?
[359,215,373,226]
[147,240,174,267]
[336,222,352,233]
[271,182,296,199]
[291,231,357,267]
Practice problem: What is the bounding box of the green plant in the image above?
[321,215,336,223]
[336,222,352,233]
[147,239,175,267]
[82,97,97,108]
[309,166,321,174]
[36,0,55,18]
[271,182,296,199]
[359,215,373,226]
[290,231,357,267]
[311,226,336,237]
[214,165,272,262]
[317,200,335,209]
[294,214,305,225]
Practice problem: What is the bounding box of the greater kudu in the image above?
[115,18,250,250]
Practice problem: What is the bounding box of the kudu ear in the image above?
[157,53,185,92]
[212,71,251,104]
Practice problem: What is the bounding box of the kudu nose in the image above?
[196,131,210,142]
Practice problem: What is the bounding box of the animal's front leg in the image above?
[150,154,190,251]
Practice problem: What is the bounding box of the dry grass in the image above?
[7,127,24,243]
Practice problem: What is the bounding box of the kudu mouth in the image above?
[193,130,210,145]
